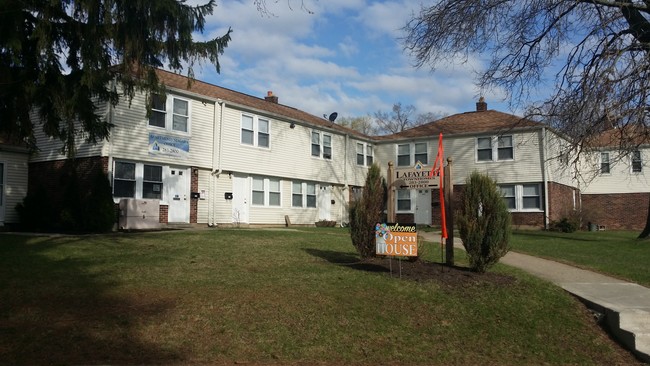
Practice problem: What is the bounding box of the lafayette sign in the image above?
[394,161,439,189]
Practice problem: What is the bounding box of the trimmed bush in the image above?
[457,171,511,273]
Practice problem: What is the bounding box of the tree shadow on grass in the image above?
[302,248,390,273]
[0,235,185,365]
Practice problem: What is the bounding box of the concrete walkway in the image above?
[419,231,650,363]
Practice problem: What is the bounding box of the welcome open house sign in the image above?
[375,223,418,257]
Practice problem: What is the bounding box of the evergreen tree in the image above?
[457,171,511,273]
[349,163,386,259]
[0,0,231,155]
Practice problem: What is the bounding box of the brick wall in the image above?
[547,182,579,224]
[28,157,108,208]
[582,193,649,230]
[190,167,199,224]
[159,205,169,224]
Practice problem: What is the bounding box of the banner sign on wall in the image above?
[148,133,190,159]
[375,223,418,257]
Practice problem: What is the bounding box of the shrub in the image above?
[549,217,578,233]
[82,171,117,232]
[457,171,511,273]
[349,163,386,259]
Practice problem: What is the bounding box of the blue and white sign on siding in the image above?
[148,133,190,159]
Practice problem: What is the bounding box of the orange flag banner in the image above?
[430,133,447,239]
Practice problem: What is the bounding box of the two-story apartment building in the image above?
[12,69,647,230]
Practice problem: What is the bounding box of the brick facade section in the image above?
[159,205,169,224]
[582,193,649,230]
[190,167,199,224]
[28,157,109,209]
[547,182,579,224]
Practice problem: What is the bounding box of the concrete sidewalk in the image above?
[419,231,650,363]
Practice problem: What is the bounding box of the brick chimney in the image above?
[476,96,487,112]
[265,91,278,104]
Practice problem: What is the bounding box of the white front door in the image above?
[232,175,249,224]
[318,186,331,221]
[167,166,190,223]
[0,162,4,225]
[415,189,432,225]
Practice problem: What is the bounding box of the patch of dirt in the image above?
[355,257,518,289]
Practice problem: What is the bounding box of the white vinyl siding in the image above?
[0,150,29,224]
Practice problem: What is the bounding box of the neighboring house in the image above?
[0,135,29,226]
[23,70,647,230]
[577,127,650,230]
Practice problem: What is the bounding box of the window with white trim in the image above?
[415,142,428,164]
[142,165,163,199]
[499,183,543,211]
[113,161,136,198]
[632,150,642,173]
[356,143,374,166]
[600,152,610,174]
[241,114,270,148]
[251,177,281,207]
[311,131,332,160]
[397,189,411,211]
[477,135,514,162]
[397,142,428,167]
[148,94,190,133]
[292,181,317,208]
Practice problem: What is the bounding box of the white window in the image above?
[397,142,428,167]
[148,94,190,133]
[356,143,374,166]
[499,183,543,211]
[397,189,411,212]
[252,177,281,207]
[292,181,317,208]
[357,143,365,165]
[415,142,428,164]
[600,152,610,174]
[632,150,642,173]
[477,135,514,162]
[311,131,332,160]
[397,144,411,167]
[142,165,163,199]
[113,161,136,198]
[500,185,516,210]
[241,114,270,148]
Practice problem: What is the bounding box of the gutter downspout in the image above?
[209,99,225,226]
[341,133,350,227]
[542,127,550,229]
[107,78,116,200]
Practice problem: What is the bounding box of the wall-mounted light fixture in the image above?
[290,122,295,129]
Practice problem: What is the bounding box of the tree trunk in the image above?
[638,196,650,239]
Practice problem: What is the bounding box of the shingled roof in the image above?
[586,124,650,149]
[156,69,369,139]
[376,109,544,141]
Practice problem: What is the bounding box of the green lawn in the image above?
[0,228,641,365]
[511,230,650,287]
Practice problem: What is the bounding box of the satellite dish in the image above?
[328,112,338,122]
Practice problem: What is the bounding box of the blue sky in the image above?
[188,0,516,121]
